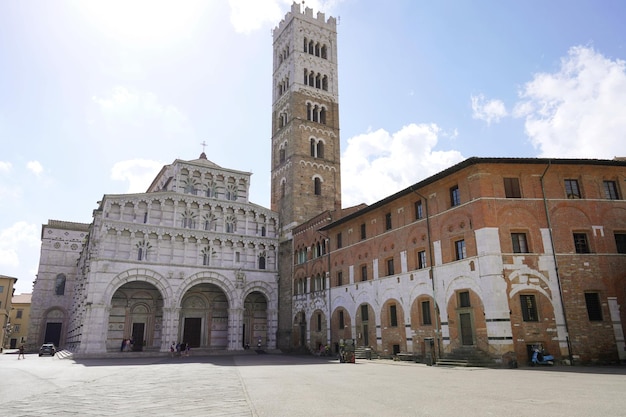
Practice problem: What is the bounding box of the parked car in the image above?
[39,343,56,356]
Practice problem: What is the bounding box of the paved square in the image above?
[2,352,626,416]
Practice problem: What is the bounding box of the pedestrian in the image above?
[185,343,191,357]
[18,344,25,360]
[170,342,175,357]
[120,339,125,352]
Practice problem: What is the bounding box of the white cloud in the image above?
[341,124,464,206]
[93,86,190,132]
[0,161,11,173]
[514,46,626,158]
[111,159,164,193]
[228,0,340,34]
[0,221,40,269]
[26,160,43,176]
[471,94,507,125]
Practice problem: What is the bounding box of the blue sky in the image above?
[1,0,625,294]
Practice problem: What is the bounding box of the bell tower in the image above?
[271,3,341,237]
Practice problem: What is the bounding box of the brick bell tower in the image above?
[271,3,342,351]
[271,3,342,238]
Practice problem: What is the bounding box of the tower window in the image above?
[314,177,322,195]
[55,274,66,295]
[336,232,342,249]
[615,233,626,254]
[360,223,366,240]
[361,265,368,281]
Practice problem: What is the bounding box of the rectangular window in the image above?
[390,305,398,327]
[385,213,392,230]
[604,180,620,200]
[387,258,395,276]
[417,250,427,269]
[339,311,345,329]
[16,309,23,319]
[585,293,603,321]
[520,294,538,321]
[459,291,471,308]
[13,324,20,332]
[511,233,529,253]
[421,301,432,325]
[361,304,369,321]
[336,232,342,249]
[450,185,461,207]
[415,200,424,220]
[574,233,590,254]
[337,271,343,286]
[565,179,581,199]
[455,239,466,260]
[360,223,366,240]
[504,177,522,198]
[0,286,3,292]
[615,233,626,254]
[361,265,368,281]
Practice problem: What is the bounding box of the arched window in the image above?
[226,215,236,233]
[312,105,319,122]
[308,40,314,54]
[279,148,286,163]
[280,179,286,197]
[316,141,324,158]
[308,71,315,87]
[314,177,322,195]
[306,103,312,121]
[261,226,266,237]
[55,274,66,296]
[303,37,308,52]
[259,253,266,270]
[322,75,328,91]
[310,138,316,157]
[320,107,326,124]
[303,68,308,84]
[321,45,327,59]
[315,73,321,89]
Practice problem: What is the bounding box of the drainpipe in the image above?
[411,187,441,361]
[540,161,573,364]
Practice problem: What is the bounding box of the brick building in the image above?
[289,157,626,364]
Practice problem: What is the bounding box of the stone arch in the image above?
[101,268,172,307]
[176,270,236,308]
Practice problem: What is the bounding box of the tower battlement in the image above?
[273,2,337,41]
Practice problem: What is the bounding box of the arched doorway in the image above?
[180,283,228,349]
[243,291,268,349]
[293,311,307,349]
[108,281,164,352]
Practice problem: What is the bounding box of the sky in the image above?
[1,0,625,294]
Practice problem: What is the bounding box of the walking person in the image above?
[18,344,25,360]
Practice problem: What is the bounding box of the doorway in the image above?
[44,322,62,347]
[183,317,202,348]
[132,323,145,351]
[459,313,473,345]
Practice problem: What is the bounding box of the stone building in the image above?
[1,275,17,350]
[290,157,626,364]
[8,293,31,349]
[28,154,279,354]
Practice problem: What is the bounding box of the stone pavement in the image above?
[2,351,626,417]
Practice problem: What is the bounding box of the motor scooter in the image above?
[530,347,554,366]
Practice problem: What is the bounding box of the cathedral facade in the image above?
[28,155,279,354]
